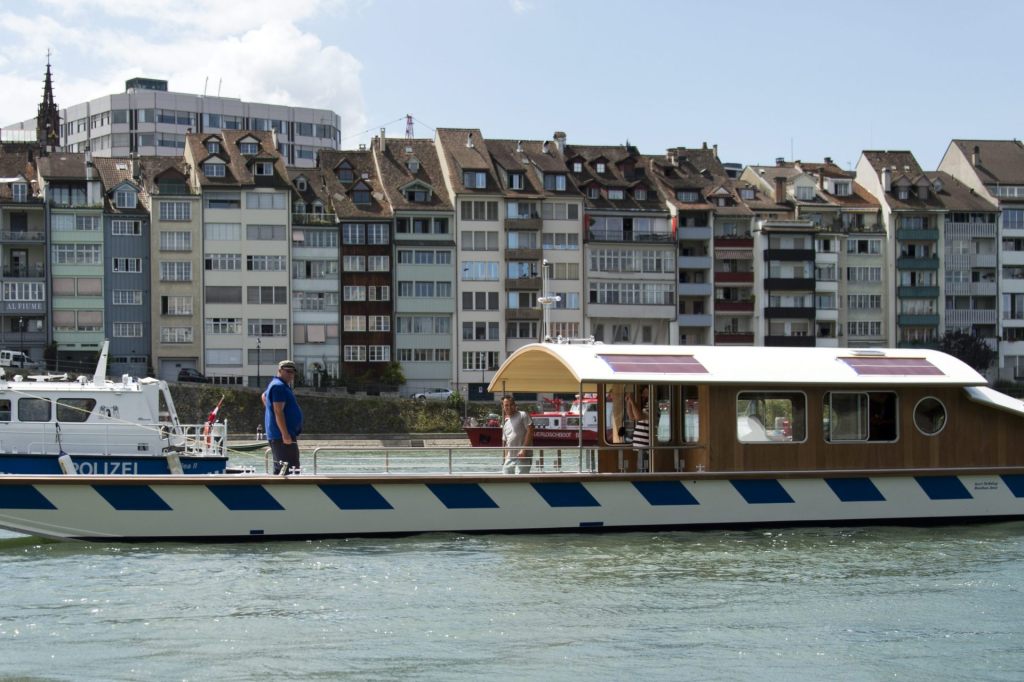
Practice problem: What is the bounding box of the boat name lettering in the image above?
[973,480,999,491]
[75,460,139,475]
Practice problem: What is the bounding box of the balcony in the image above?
[506,216,542,231]
[896,227,939,241]
[897,314,940,327]
[506,307,541,321]
[505,277,541,291]
[764,277,815,291]
[715,271,754,284]
[678,226,712,240]
[678,255,712,269]
[971,254,998,268]
[505,248,542,261]
[896,256,939,270]
[764,248,815,261]
[765,335,815,347]
[677,313,713,327]
[816,308,839,321]
[587,227,673,243]
[897,285,940,298]
[292,213,336,226]
[715,236,753,248]
[765,306,815,320]
[0,230,45,243]
[678,282,713,296]
[2,264,45,278]
[945,309,997,326]
[714,300,754,313]
[715,332,754,344]
[970,282,998,296]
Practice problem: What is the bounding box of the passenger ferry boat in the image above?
[0,342,228,476]
[463,394,608,447]
[2,341,1024,542]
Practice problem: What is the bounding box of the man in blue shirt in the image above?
[262,360,304,474]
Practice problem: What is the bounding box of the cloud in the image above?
[0,1,365,139]
[510,0,533,13]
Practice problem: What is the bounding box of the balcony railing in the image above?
[292,213,336,226]
[505,307,541,321]
[2,265,45,278]
[714,300,754,312]
[764,277,815,291]
[0,230,45,242]
[505,277,541,291]
[505,216,542,231]
[715,332,754,344]
[765,306,816,320]
[715,271,754,283]
[505,248,542,261]
[765,335,815,347]
[764,248,815,261]
[587,228,673,243]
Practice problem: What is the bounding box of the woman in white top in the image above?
[625,386,650,472]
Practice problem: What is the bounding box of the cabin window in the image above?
[913,397,946,436]
[736,392,806,443]
[18,397,50,422]
[57,398,97,423]
[0,399,9,421]
[822,391,897,442]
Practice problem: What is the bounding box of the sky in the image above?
[0,0,1020,171]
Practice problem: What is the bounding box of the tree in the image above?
[938,330,996,373]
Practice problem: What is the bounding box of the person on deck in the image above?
[262,360,304,474]
[501,396,535,475]
[625,386,650,472]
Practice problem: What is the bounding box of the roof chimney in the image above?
[881,166,892,192]
[702,141,708,150]
[713,144,718,158]
[379,128,385,152]
[553,131,567,153]
[775,157,786,166]
[972,145,981,167]
[774,176,787,203]
[466,132,474,148]
[666,149,677,166]
[824,156,833,165]
[542,141,550,154]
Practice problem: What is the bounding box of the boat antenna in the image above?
[92,340,110,386]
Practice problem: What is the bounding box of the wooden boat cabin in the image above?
[488,343,1024,474]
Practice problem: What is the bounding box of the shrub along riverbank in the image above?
[169,384,496,435]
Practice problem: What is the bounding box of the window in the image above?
[595,162,606,173]
[203,162,226,177]
[369,316,390,332]
[246,224,286,240]
[369,285,390,301]
[676,190,699,202]
[57,398,96,423]
[344,315,367,332]
[343,224,365,244]
[543,174,567,191]
[460,201,498,221]
[12,183,27,202]
[254,162,274,176]
[462,231,499,251]
[246,255,286,271]
[368,255,390,272]
[572,162,583,173]
[823,392,897,442]
[913,397,946,436]
[463,171,487,188]
[368,345,391,362]
[206,140,220,154]
[76,215,100,231]
[247,319,287,337]
[508,172,524,190]
[246,192,286,210]
[367,224,389,244]
[112,220,142,236]
[608,189,624,200]
[736,392,806,443]
[205,253,241,271]
[739,188,755,200]
[462,321,501,340]
[343,256,365,272]
[160,261,192,282]
[634,188,647,201]
[344,345,367,362]
[52,244,101,265]
[204,223,241,241]
[159,202,191,221]
[160,326,193,343]
[462,291,500,311]
[246,286,287,304]
[240,141,259,155]
[206,192,241,209]
[352,189,371,204]
[115,189,137,209]
[344,286,366,302]
[113,322,143,338]
[18,397,50,422]
[795,186,815,201]
[161,295,193,316]
[112,290,143,305]
[337,166,354,183]
[160,231,192,251]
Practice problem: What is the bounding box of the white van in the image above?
[0,350,40,370]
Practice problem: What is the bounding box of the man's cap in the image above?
[278,360,297,371]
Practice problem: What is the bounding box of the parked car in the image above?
[0,349,40,370]
[412,388,453,401]
[177,368,210,383]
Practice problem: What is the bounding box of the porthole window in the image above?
[913,397,946,436]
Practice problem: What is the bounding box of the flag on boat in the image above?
[207,396,225,424]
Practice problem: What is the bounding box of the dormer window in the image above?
[739,188,755,200]
[405,187,429,202]
[587,186,599,200]
[293,202,306,214]
[795,186,815,201]
[407,157,420,173]
[239,141,259,155]
[508,172,524,190]
[463,171,486,189]
[352,183,372,205]
[203,162,225,177]
[572,161,583,173]
[543,173,566,191]
[833,181,852,197]
[254,162,274,176]
[12,183,27,202]
[677,190,699,202]
[634,188,647,201]
[115,189,137,209]
[595,162,606,174]
[295,177,307,191]
[312,201,324,215]
[608,188,624,200]
[717,197,728,207]
[206,140,220,154]
[897,188,909,200]
[338,165,354,183]
[917,187,929,200]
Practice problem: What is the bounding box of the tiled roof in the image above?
[861,150,945,211]
[435,128,499,194]
[951,139,1024,185]
[374,137,453,212]
[928,171,998,212]
[564,143,666,213]
[36,152,89,180]
[0,149,38,201]
[320,148,391,219]
[185,130,289,188]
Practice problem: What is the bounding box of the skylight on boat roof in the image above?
[840,357,943,376]
[598,354,708,374]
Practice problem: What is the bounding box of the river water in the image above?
[2,522,1023,681]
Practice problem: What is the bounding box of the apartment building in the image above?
[939,140,1024,381]
[37,152,105,371]
[141,157,203,381]
[92,157,151,376]
[374,137,455,396]
[0,148,47,359]
[321,148,394,388]
[288,164,339,383]
[184,130,292,386]
[565,142,676,345]
[7,77,341,168]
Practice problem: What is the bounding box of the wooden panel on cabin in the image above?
[597,447,627,473]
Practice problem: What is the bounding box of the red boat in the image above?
[464,395,606,447]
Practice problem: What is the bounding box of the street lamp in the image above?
[18,316,24,359]
[537,259,561,342]
[256,336,262,388]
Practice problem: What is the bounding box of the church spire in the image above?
[36,51,60,152]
